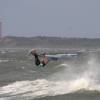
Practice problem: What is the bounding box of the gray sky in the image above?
[0,0,100,38]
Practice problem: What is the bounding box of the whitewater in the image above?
[0,49,100,100]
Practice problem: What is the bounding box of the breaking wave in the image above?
[0,52,100,100]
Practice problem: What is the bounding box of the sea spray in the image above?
[1,52,100,100]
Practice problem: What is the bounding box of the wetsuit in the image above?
[33,53,46,67]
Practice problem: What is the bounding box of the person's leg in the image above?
[30,49,40,66]
[34,53,41,66]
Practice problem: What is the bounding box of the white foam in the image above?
[0,75,100,100]
[1,55,100,100]
[0,60,9,63]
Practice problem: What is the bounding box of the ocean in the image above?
[0,48,100,100]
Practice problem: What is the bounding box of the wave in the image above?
[0,60,10,63]
[0,52,100,100]
[0,76,100,100]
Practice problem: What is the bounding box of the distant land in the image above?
[0,36,100,49]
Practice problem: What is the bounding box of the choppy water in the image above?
[0,48,100,100]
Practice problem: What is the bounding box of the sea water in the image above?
[0,48,100,100]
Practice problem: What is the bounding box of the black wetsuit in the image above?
[33,53,46,67]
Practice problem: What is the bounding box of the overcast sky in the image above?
[0,0,100,38]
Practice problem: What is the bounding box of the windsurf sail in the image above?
[45,53,78,61]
